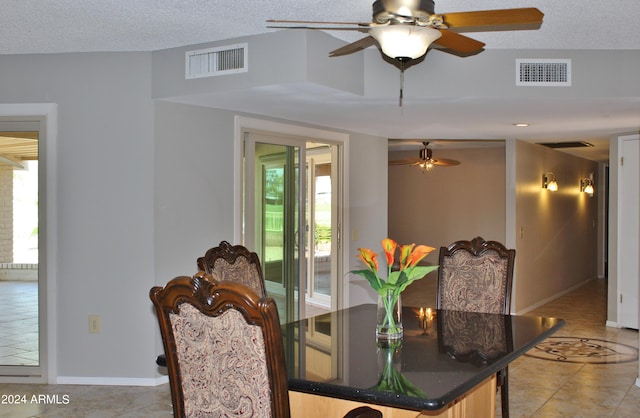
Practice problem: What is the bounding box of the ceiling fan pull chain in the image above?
[399,60,405,107]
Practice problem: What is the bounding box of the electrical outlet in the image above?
[88,315,100,334]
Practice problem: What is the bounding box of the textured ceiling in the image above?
[2,0,640,54]
[3,0,640,162]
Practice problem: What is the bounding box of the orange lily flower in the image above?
[405,245,436,268]
[357,247,379,272]
[399,244,415,270]
[381,238,398,267]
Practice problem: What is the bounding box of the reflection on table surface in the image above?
[282,304,564,411]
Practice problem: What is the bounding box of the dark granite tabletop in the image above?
[282,304,564,411]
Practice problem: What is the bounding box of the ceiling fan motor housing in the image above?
[419,147,433,161]
[373,0,435,23]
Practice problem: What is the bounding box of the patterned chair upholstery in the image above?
[437,236,515,418]
[197,240,267,298]
[150,274,289,417]
[437,237,515,314]
[156,242,266,369]
[151,273,383,418]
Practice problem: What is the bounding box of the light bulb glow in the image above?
[370,25,442,60]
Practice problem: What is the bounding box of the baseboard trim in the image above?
[56,375,169,386]
[605,320,620,328]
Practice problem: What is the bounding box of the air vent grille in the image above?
[538,141,594,149]
[186,43,248,79]
[516,59,571,86]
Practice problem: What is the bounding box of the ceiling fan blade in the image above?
[431,158,461,166]
[389,158,420,166]
[267,19,370,26]
[267,25,366,31]
[267,25,368,32]
[441,8,544,32]
[329,36,377,57]
[433,30,485,54]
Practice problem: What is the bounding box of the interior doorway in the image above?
[0,123,42,378]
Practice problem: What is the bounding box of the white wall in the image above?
[346,133,389,307]
[0,52,157,383]
[388,146,507,266]
[154,101,237,280]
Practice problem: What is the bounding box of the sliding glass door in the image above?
[243,130,342,322]
[244,134,305,323]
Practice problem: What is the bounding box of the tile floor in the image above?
[506,279,640,417]
[0,281,39,366]
[0,278,638,417]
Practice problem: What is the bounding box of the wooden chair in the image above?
[197,240,267,297]
[150,273,382,418]
[436,236,515,418]
[156,241,266,368]
[150,274,288,417]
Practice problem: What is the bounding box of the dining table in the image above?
[282,304,565,418]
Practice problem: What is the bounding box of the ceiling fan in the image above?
[267,0,544,61]
[389,141,460,171]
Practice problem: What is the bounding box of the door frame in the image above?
[234,116,349,312]
[616,134,639,329]
[0,104,57,383]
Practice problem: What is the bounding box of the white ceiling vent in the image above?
[185,43,248,79]
[516,59,571,86]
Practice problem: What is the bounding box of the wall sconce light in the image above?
[542,172,558,191]
[580,176,595,197]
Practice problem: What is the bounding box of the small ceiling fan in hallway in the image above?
[389,141,460,171]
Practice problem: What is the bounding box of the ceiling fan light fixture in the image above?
[419,160,434,172]
[370,25,442,60]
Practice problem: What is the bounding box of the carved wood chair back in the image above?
[437,236,515,315]
[196,241,267,298]
[150,274,289,417]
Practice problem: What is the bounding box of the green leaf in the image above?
[386,271,402,286]
[349,269,382,291]
[396,266,439,293]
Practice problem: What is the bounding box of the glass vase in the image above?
[376,289,403,340]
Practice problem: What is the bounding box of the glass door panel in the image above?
[244,135,305,323]
[306,147,334,308]
[0,123,42,379]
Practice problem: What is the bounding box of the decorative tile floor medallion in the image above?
[525,336,638,364]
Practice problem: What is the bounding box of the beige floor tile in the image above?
[613,384,640,417]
